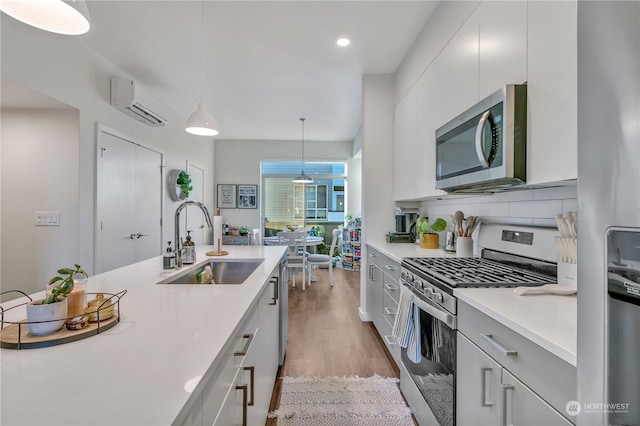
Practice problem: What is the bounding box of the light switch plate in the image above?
[35,212,60,226]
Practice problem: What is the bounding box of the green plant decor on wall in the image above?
[177,171,193,199]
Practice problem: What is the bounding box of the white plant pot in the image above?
[26,298,67,336]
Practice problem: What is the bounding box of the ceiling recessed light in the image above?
[336,38,350,47]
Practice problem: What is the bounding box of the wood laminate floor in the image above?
[266,266,401,425]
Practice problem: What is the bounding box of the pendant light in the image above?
[292,118,313,183]
[0,0,91,35]
[185,0,219,136]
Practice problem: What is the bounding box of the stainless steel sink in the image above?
[158,260,263,285]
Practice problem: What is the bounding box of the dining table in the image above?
[263,235,324,249]
[263,234,325,282]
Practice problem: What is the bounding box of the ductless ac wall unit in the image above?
[110,77,168,127]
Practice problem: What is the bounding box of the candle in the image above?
[66,281,87,317]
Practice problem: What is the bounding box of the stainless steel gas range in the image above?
[398,224,560,426]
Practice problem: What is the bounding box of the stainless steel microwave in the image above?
[435,84,527,192]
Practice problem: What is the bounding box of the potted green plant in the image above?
[309,225,328,254]
[416,217,447,249]
[239,226,249,236]
[26,264,85,336]
[176,171,193,199]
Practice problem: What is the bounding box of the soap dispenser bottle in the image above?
[183,230,196,264]
[163,241,175,270]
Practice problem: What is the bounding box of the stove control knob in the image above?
[401,271,406,280]
[424,287,434,297]
[433,292,444,303]
[415,280,423,290]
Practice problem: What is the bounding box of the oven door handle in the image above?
[403,283,457,330]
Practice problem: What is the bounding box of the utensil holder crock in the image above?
[456,237,473,257]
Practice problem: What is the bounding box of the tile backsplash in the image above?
[420,184,577,234]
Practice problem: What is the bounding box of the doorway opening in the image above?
[261,162,347,252]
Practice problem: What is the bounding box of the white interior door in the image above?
[185,162,206,245]
[96,127,163,273]
[135,146,163,261]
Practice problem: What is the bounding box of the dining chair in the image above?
[276,230,309,290]
[306,229,341,288]
[251,228,261,245]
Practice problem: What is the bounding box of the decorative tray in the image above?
[0,290,126,350]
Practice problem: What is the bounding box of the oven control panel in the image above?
[501,229,534,245]
[401,268,456,315]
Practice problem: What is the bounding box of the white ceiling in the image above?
[77,1,438,142]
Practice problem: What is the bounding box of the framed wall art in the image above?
[217,184,237,208]
[237,184,258,209]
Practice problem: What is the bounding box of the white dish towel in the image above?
[392,286,422,363]
[392,285,413,347]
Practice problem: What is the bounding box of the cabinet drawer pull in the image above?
[384,307,396,316]
[369,265,378,281]
[501,383,514,426]
[383,335,397,346]
[384,283,398,291]
[481,367,493,407]
[369,253,378,258]
[481,334,517,356]
[384,265,398,271]
[236,384,248,426]
[269,277,278,305]
[243,366,255,406]
[234,334,254,357]
[273,277,279,301]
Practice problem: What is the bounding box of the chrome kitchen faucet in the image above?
[174,201,213,268]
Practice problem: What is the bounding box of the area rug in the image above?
[268,375,414,426]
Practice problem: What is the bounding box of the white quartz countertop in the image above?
[455,288,577,366]
[365,239,455,263]
[0,245,287,426]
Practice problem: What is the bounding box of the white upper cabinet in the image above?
[478,1,527,99]
[392,0,577,201]
[394,83,421,201]
[526,0,577,184]
[446,8,480,123]
[421,54,449,198]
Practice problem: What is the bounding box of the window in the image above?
[262,162,347,230]
[299,184,327,220]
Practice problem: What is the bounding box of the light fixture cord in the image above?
[200,0,205,102]
[300,118,306,169]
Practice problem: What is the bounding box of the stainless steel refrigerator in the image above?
[578,2,640,425]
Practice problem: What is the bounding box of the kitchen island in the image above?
[0,245,287,425]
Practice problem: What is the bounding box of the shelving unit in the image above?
[341,226,361,271]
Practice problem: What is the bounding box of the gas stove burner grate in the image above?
[403,257,556,288]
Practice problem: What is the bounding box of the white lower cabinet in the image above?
[212,367,243,425]
[501,369,573,426]
[457,301,576,425]
[246,276,280,425]
[365,245,401,367]
[181,267,281,426]
[457,334,572,426]
[457,333,502,425]
[366,248,385,333]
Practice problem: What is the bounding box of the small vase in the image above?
[26,298,68,336]
[419,233,440,249]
